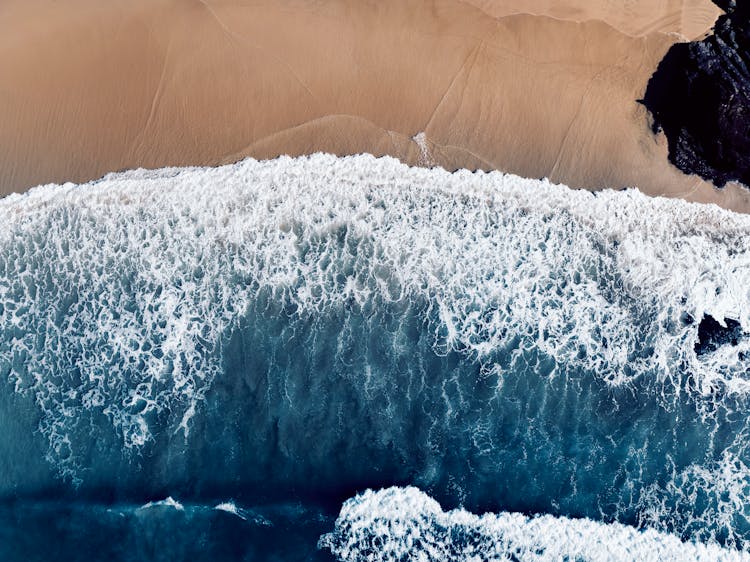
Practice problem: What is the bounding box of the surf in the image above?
[2,154,750,554]
[320,486,750,561]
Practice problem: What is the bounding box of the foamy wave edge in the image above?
[2,152,750,480]
[320,486,750,562]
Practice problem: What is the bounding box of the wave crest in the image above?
[319,486,750,561]
[2,154,750,546]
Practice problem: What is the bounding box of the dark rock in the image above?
[641,1,750,188]
[694,314,744,355]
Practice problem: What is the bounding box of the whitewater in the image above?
[2,153,750,560]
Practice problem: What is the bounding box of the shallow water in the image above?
[1,154,750,559]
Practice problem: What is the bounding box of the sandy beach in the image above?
[2,0,747,211]
[7,3,750,559]
[464,0,721,38]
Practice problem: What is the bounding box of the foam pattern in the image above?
[320,486,750,562]
[2,154,750,548]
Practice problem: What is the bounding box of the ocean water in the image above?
[1,153,750,560]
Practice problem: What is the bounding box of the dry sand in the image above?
[2,0,748,212]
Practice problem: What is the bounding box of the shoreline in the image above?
[2,0,747,211]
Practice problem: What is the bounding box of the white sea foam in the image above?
[214,501,244,518]
[633,450,750,549]
[319,486,750,561]
[214,501,273,526]
[138,496,184,511]
[2,153,750,506]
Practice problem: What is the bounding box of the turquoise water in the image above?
[1,154,750,560]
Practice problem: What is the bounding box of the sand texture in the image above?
[463,0,722,39]
[2,0,748,211]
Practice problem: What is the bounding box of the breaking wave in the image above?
[320,486,750,561]
[2,154,750,554]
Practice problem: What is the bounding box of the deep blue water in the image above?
[0,499,334,562]
[2,155,750,560]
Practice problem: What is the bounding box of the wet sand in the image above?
[463,0,721,39]
[2,0,747,211]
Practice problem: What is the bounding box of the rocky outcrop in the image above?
[694,314,745,356]
[642,0,750,188]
